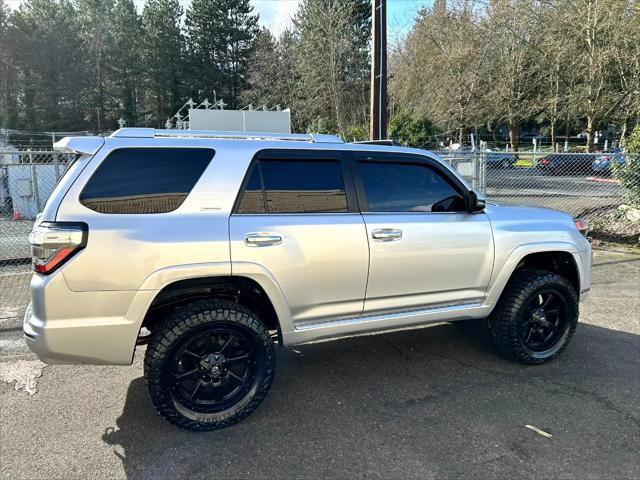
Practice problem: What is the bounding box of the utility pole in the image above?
[370,0,388,140]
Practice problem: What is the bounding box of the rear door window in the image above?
[236,164,266,214]
[236,158,349,214]
[80,148,214,214]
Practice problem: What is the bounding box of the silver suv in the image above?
[24,128,592,431]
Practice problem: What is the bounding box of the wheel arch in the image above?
[126,262,292,350]
[142,275,282,339]
[514,251,580,293]
[486,242,585,308]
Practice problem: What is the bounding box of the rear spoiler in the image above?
[53,136,104,155]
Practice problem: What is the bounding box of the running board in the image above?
[283,302,488,346]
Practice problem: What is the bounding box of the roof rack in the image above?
[110,128,343,144]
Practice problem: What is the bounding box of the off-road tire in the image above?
[144,299,275,431]
[488,268,578,365]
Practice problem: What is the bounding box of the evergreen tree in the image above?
[242,27,282,108]
[9,0,86,130]
[185,0,258,108]
[0,0,19,127]
[140,0,185,127]
[77,0,115,130]
[110,0,142,126]
[388,111,439,148]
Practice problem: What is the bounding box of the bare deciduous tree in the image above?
[392,0,487,144]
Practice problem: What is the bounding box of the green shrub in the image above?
[621,124,640,154]
[388,111,439,147]
[342,125,368,142]
[614,125,640,208]
[306,117,337,135]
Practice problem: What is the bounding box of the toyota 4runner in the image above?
[24,128,592,430]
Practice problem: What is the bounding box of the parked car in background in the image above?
[484,147,517,168]
[537,153,593,175]
[519,133,540,141]
[451,146,516,168]
[592,150,625,176]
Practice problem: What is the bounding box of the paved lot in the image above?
[1,249,639,480]
[0,218,31,261]
[486,168,623,197]
[485,168,623,216]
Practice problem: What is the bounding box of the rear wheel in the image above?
[144,299,275,431]
[488,268,578,365]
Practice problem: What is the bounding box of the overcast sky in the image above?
[5,0,428,39]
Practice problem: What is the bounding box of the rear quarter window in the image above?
[79,148,214,214]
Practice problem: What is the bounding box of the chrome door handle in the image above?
[371,228,403,241]
[245,232,282,246]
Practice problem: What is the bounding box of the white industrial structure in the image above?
[166,98,291,134]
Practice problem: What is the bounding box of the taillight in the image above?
[29,222,87,274]
[574,219,589,237]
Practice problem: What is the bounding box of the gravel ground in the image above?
[0,249,638,480]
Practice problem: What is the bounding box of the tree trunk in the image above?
[586,114,595,153]
[620,115,628,143]
[458,126,465,145]
[550,119,556,152]
[508,122,518,152]
[329,44,344,135]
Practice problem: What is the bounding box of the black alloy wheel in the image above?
[488,268,578,365]
[145,299,275,431]
[518,289,569,355]
[169,325,259,414]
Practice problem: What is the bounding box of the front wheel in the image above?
[144,299,275,431]
[488,268,578,365]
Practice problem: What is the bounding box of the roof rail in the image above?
[351,139,400,146]
[110,128,344,144]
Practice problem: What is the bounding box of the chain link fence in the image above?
[1,142,638,323]
[439,149,639,244]
[1,150,74,321]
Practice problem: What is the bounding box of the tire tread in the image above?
[144,299,275,431]
[488,268,578,365]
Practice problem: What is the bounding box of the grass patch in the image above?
[514,158,537,167]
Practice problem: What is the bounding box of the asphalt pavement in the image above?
[485,168,624,216]
[1,249,639,480]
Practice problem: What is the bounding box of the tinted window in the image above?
[237,164,266,214]
[80,148,213,214]
[357,161,463,212]
[237,159,348,214]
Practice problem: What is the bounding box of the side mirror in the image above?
[467,190,486,213]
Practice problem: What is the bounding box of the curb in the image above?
[586,176,620,184]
